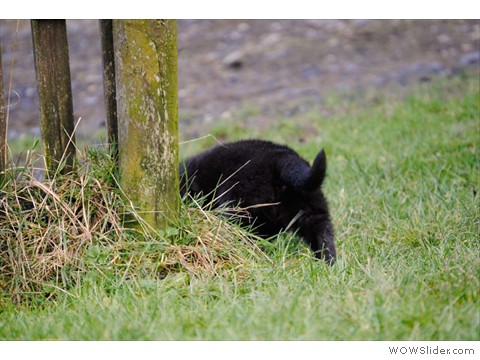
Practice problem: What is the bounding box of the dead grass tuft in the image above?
[0,150,269,305]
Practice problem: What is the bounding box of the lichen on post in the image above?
[113,20,179,229]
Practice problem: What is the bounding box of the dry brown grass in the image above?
[0,150,268,305]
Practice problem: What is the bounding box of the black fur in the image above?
[180,139,336,264]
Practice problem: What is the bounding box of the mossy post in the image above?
[0,47,6,180]
[100,20,119,159]
[31,20,75,175]
[113,20,179,229]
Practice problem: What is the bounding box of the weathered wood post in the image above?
[113,20,179,229]
[31,20,76,175]
[100,20,119,159]
[0,47,6,180]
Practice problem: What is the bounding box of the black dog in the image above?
[180,139,336,264]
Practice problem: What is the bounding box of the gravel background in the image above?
[1,19,479,139]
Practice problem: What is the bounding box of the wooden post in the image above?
[113,20,179,229]
[0,47,6,180]
[100,20,118,159]
[31,20,75,175]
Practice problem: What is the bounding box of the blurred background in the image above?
[1,19,479,142]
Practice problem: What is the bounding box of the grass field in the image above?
[0,74,478,340]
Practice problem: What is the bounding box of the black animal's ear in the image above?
[302,149,327,191]
[278,149,327,191]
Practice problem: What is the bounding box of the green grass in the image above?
[1,74,479,340]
